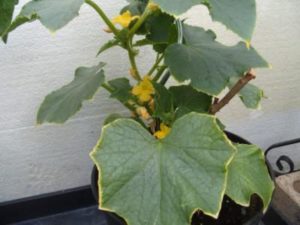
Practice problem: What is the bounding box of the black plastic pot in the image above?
[91,131,273,225]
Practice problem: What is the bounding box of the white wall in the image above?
[0,0,299,202]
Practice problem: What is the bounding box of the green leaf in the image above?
[108,78,132,103]
[152,0,199,16]
[37,63,105,124]
[146,12,175,43]
[153,43,168,53]
[145,11,177,53]
[122,0,148,15]
[169,85,212,118]
[153,83,174,123]
[216,119,226,130]
[153,0,256,40]
[91,113,235,224]
[228,76,264,109]
[226,144,274,211]
[0,0,18,36]
[97,39,120,56]
[207,0,256,41]
[3,0,84,39]
[165,24,268,96]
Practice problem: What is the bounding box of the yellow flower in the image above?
[112,11,139,28]
[132,76,155,103]
[154,123,171,139]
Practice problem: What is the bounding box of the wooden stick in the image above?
[210,70,256,114]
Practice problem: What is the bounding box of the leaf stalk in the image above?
[85,0,119,36]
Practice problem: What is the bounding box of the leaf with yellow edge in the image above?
[153,0,257,40]
[226,144,274,212]
[37,63,105,124]
[2,0,84,42]
[91,113,235,225]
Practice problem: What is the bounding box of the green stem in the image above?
[85,0,119,36]
[127,38,142,81]
[126,6,154,81]
[153,65,167,82]
[148,54,164,76]
[129,9,152,37]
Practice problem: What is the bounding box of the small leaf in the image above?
[153,0,256,40]
[145,11,177,53]
[153,43,168,53]
[0,0,19,36]
[169,85,212,118]
[37,63,105,124]
[3,0,84,40]
[153,82,174,123]
[97,39,120,56]
[91,113,235,225]
[146,11,175,43]
[228,76,264,109]
[165,24,268,96]
[226,144,274,211]
[108,78,132,103]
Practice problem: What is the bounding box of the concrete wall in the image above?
[0,0,299,202]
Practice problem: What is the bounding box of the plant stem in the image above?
[85,0,119,36]
[148,54,164,76]
[160,70,171,85]
[128,8,152,37]
[126,5,154,81]
[127,39,142,81]
[209,71,256,114]
[153,65,167,82]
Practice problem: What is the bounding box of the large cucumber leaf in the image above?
[91,113,235,225]
[37,63,105,124]
[165,24,268,96]
[153,0,256,40]
[226,144,274,211]
[2,0,84,41]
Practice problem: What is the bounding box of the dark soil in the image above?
[191,195,263,225]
